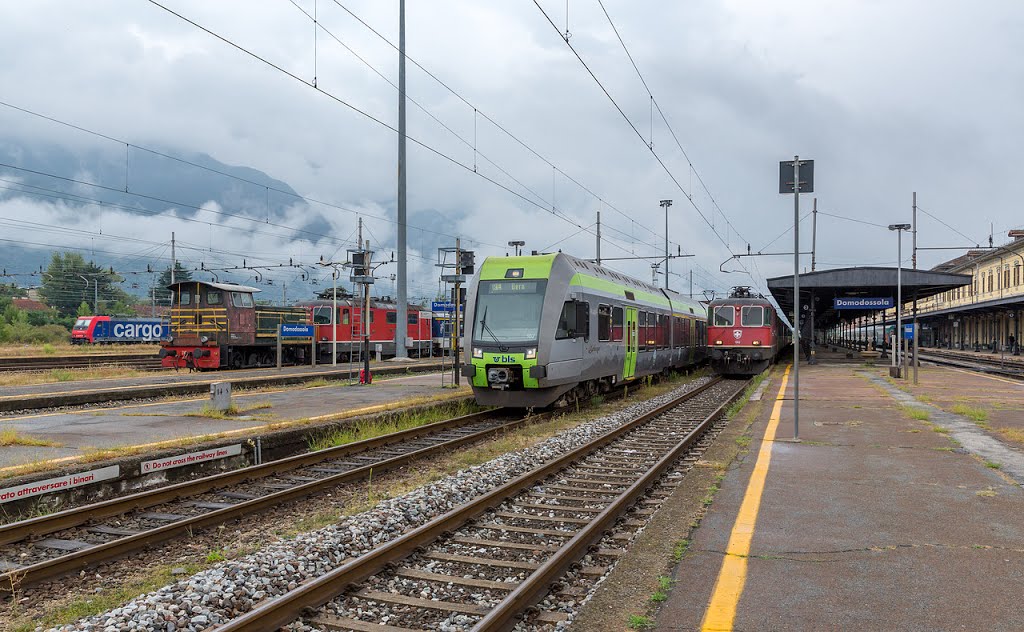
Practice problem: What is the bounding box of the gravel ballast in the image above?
[51,378,712,632]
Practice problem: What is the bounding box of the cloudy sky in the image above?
[1,0,1021,302]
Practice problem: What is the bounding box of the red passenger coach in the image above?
[707,287,791,376]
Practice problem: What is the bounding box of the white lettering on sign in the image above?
[0,465,119,504]
[112,323,165,339]
[140,444,242,474]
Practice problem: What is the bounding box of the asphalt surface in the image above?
[0,372,468,470]
[655,360,1024,631]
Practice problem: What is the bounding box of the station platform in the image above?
[0,372,468,473]
[657,362,1024,630]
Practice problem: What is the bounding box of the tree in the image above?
[154,262,193,305]
[39,252,132,317]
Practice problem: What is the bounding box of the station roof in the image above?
[766,266,971,325]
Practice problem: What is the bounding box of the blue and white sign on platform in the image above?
[431,301,455,312]
[903,323,915,339]
[279,324,315,338]
[833,297,894,310]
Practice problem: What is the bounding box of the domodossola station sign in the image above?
[833,297,894,310]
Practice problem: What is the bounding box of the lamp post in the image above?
[889,223,911,377]
[660,200,673,289]
[508,240,525,257]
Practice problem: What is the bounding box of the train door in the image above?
[624,307,638,379]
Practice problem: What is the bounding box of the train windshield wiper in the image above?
[479,306,504,346]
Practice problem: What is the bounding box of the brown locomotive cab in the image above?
[161,281,310,370]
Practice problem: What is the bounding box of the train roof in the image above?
[708,297,775,307]
[166,281,262,293]
[477,252,706,315]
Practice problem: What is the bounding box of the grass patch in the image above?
[672,538,691,561]
[0,427,62,447]
[307,399,480,452]
[649,576,673,603]
[952,403,988,422]
[0,365,152,388]
[734,434,752,447]
[205,549,225,563]
[186,401,274,420]
[931,425,949,434]
[985,460,1001,469]
[994,427,1024,445]
[628,614,654,630]
[899,405,930,421]
[976,488,998,498]
[932,446,954,452]
[724,372,769,420]
[304,377,332,388]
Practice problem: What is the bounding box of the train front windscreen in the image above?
[472,280,547,346]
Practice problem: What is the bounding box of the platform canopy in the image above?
[767,266,971,327]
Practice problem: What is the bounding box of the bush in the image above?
[0,321,69,344]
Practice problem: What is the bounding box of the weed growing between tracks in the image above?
[0,428,61,447]
[0,366,151,388]
[306,399,481,451]
[186,401,274,420]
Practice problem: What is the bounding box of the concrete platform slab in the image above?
[655,363,1024,631]
[0,372,468,470]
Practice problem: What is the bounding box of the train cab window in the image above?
[342,309,350,325]
[741,306,764,327]
[598,304,612,341]
[177,290,191,306]
[231,292,254,308]
[612,306,623,342]
[386,312,398,325]
[312,306,332,324]
[408,313,419,325]
[713,306,735,326]
[207,290,222,305]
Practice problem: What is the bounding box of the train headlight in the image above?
[472,347,483,359]
[200,335,209,344]
[752,340,761,346]
[525,348,537,360]
[715,340,723,345]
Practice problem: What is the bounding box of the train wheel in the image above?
[230,351,243,370]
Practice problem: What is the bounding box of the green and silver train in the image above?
[462,252,707,407]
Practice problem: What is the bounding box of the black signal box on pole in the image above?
[779,159,814,193]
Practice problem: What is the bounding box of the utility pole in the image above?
[395,0,409,359]
[363,238,372,379]
[332,268,338,366]
[811,198,817,272]
[595,210,601,266]
[689,269,693,299]
[792,156,801,440]
[453,238,461,387]
[912,191,919,385]
[912,192,918,270]
[660,199,673,289]
[170,232,176,285]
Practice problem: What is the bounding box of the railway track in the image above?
[0,408,544,592]
[0,353,163,373]
[919,349,1024,379]
[212,376,746,632]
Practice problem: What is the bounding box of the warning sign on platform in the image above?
[0,465,119,504]
[141,444,242,474]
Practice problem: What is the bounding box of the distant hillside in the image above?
[0,139,301,220]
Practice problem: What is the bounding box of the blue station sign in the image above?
[279,324,315,338]
[903,323,915,339]
[833,297,894,310]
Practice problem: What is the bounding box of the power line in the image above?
[916,204,981,246]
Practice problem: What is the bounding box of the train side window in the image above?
[598,304,612,341]
[207,290,222,305]
[342,309,350,325]
[408,313,419,325]
[741,306,764,327]
[612,306,623,342]
[713,306,735,326]
[386,312,398,325]
[638,311,648,350]
[556,301,575,339]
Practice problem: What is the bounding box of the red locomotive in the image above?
[298,289,433,362]
[707,287,791,376]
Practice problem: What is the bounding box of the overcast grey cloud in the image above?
[1,0,1021,301]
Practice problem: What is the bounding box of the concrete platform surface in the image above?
[657,363,1024,631]
[0,372,467,470]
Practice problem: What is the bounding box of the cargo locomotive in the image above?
[462,252,707,408]
[72,316,170,344]
[160,281,310,370]
[707,287,790,376]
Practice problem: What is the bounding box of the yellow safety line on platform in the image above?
[701,364,791,632]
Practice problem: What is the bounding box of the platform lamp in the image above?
[889,223,912,377]
[508,240,525,257]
